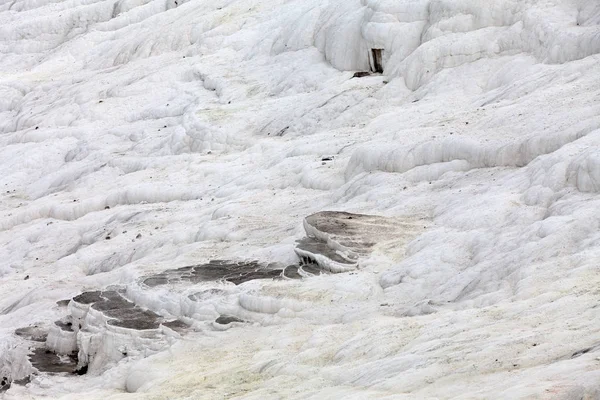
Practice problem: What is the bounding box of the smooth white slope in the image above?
[1,0,600,398]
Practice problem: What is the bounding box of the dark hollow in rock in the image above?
[74,365,88,375]
[215,315,245,325]
[143,260,297,287]
[352,71,371,78]
[371,49,384,73]
[0,377,9,392]
[29,348,78,374]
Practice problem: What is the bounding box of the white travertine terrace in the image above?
[1,0,600,398]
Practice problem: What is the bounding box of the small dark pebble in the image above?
[105,206,110,209]
[24,275,29,280]
[321,157,333,161]
[105,236,111,240]
[136,233,142,239]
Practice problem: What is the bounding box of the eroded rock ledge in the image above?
[295,211,414,272]
[8,211,413,389]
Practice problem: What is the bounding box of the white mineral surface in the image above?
[1,0,600,398]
